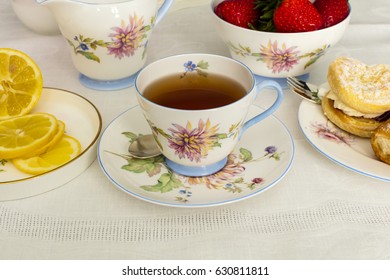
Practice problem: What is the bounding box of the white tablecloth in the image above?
[1,0,390,260]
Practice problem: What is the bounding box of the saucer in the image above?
[299,101,390,182]
[0,88,102,201]
[98,105,294,208]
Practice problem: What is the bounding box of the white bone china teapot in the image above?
[36,0,174,90]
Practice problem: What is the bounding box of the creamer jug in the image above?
[37,0,173,90]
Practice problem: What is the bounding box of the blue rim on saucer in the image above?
[79,71,139,91]
[165,157,228,177]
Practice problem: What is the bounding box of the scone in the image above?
[328,56,390,114]
[371,120,390,164]
[322,57,390,138]
[322,94,382,138]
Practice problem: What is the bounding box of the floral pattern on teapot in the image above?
[67,14,154,63]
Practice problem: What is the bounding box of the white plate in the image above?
[0,88,102,201]
[98,105,294,208]
[298,101,390,182]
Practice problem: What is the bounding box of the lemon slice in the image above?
[0,113,58,159]
[0,48,43,120]
[21,120,66,158]
[13,134,82,175]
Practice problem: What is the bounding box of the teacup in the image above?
[135,53,283,177]
[37,0,174,90]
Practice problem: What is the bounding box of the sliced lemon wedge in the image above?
[0,48,43,120]
[13,134,82,175]
[0,113,58,159]
[21,119,66,158]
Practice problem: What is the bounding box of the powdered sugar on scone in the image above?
[328,57,390,114]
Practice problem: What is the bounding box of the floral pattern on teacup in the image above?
[110,132,284,204]
[148,118,243,163]
[229,40,330,73]
[180,60,209,78]
[67,14,154,63]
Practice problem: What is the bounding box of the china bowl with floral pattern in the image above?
[210,0,351,79]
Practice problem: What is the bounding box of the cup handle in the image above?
[239,80,284,139]
[155,0,174,25]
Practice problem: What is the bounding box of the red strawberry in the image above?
[273,0,323,32]
[215,0,261,29]
[314,0,350,28]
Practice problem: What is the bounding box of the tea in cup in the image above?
[135,53,283,176]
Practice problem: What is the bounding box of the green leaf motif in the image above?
[90,43,98,50]
[141,172,184,193]
[122,156,165,177]
[151,16,156,26]
[78,51,101,63]
[83,38,93,43]
[212,141,222,148]
[196,60,209,70]
[143,25,152,32]
[240,148,253,162]
[95,40,110,48]
[304,57,318,69]
[122,132,138,142]
[66,39,75,48]
[216,133,228,139]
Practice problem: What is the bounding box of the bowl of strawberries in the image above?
[211,0,351,80]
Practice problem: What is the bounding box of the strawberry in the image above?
[273,0,323,32]
[314,0,350,28]
[215,0,261,29]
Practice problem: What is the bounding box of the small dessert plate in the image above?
[98,105,294,208]
[299,101,390,182]
[0,88,102,201]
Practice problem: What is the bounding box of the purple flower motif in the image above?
[167,119,219,162]
[107,14,147,59]
[265,146,277,154]
[184,61,197,72]
[259,40,300,73]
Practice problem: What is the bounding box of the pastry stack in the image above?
[321,57,390,164]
